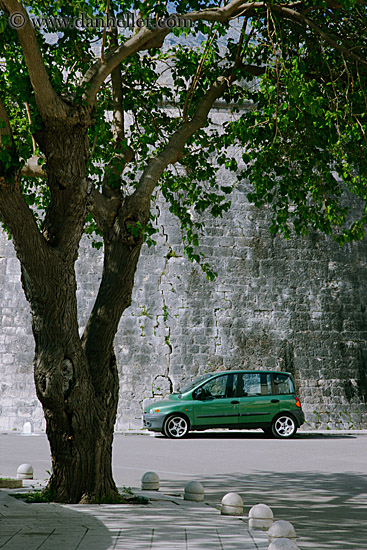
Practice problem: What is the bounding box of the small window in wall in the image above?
[273,373,294,395]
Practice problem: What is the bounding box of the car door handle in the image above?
[231,400,239,404]
[271,399,280,403]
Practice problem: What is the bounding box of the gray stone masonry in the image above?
[1,109,367,432]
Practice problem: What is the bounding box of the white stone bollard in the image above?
[17,463,34,479]
[23,422,32,434]
[184,481,204,502]
[141,471,160,491]
[249,503,274,531]
[221,492,243,516]
[268,538,299,550]
[268,520,297,544]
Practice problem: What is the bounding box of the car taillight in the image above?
[295,397,301,408]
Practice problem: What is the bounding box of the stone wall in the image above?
[113,182,367,431]
[1,145,367,433]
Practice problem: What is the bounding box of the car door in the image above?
[273,372,297,411]
[237,372,279,427]
[192,373,239,428]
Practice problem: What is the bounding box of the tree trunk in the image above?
[44,358,119,503]
[21,194,147,503]
[14,118,120,503]
[1,109,150,503]
[20,247,119,502]
[37,347,119,503]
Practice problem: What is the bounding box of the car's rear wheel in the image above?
[163,414,189,438]
[271,414,297,438]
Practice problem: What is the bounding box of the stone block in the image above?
[221,493,243,516]
[184,481,204,502]
[17,463,34,479]
[141,471,159,491]
[268,520,297,544]
[248,503,273,531]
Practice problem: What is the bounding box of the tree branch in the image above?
[0,96,14,145]
[81,64,241,373]
[83,25,171,108]
[0,183,49,268]
[82,0,265,107]
[183,1,264,23]
[101,26,134,200]
[82,72,240,375]
[272,5,367,68]
[0,0,67,119]
[89,186,122,236]
[134,71,237,202]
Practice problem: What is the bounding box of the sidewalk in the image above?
[0,486,269,550]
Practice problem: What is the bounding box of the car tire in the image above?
[271,413,297,438]
[163,414,189,439]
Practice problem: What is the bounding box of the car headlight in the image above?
[149,408,161,414]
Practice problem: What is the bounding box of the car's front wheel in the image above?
[271,414,297,438]
[163,414,189,438]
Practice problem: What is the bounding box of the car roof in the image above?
[204,370,293,377]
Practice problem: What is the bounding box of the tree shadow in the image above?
[0,491,113,549]
[162,470,367,549]
[154,430,356,440]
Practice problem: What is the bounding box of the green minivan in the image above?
[143,370,304,438]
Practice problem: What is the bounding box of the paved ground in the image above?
[0,488,269,550]
[1,430,367,549]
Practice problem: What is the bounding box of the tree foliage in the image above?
[1,1,366,255]
[0,0,366,503]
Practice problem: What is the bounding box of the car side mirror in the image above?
[194,387,205,400]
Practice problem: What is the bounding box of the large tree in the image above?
[0,0,366,503]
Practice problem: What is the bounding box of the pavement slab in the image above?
[0,489,269,550]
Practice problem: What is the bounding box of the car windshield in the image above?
[177,373,213,394]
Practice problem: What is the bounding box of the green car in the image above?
[143,370,304,439]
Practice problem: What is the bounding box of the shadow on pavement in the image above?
[155,431,356,440]
[163,470,367,549]
[0,491,113,550]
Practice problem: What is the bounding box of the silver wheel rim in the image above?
[166,417,187,438]
[274,416,295,437]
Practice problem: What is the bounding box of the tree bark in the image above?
[29,267,120,503]
[30,119,135,503]
[27,131,149,502]
[0,114,127,503]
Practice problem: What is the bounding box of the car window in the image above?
[239,373,272,397]
[261,373,272,395]
[199,374,236,399]
[241,373,261,396]
[179,373,212,393]
[273,373,294,395]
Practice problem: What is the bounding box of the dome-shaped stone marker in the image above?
[249,503,274,531]
[17,463,34,480]
[268,538,299,550]
[184,481,204,502]
[268,520,297,544]
[221,492,243,516]
[141,471,160,491]
[23,422,32,434]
